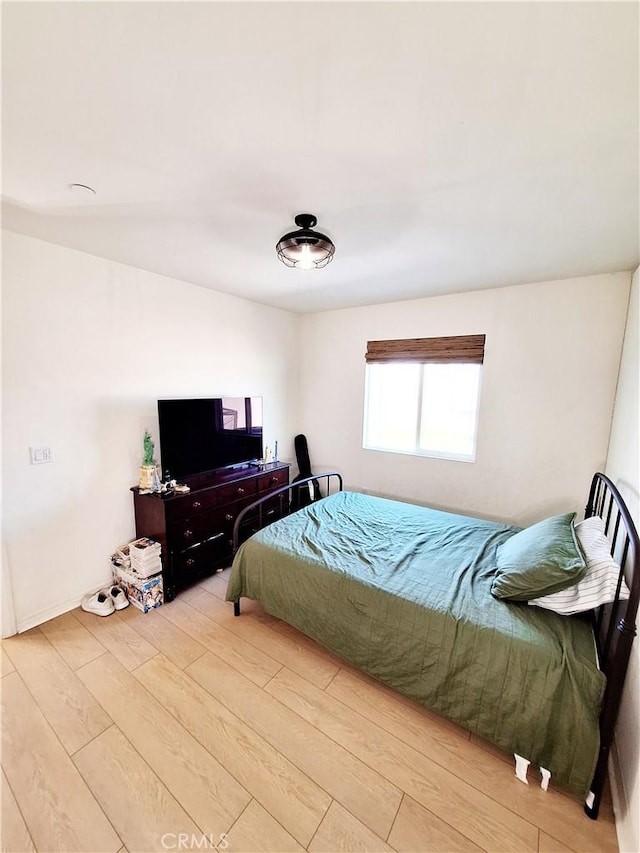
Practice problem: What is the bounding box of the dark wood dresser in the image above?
[131,462,289,601]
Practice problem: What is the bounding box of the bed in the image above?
[227,472,639,820]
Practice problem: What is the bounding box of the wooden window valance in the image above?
[365,334,485,365]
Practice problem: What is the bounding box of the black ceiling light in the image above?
[276,213,335,269]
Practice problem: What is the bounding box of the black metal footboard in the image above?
[230,471,343,616]
[584,473,639,819]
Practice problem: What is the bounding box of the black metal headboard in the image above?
[583,472,639,819]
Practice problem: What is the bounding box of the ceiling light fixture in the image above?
[276,213,335,270]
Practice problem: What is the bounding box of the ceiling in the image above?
[2,1,638,314]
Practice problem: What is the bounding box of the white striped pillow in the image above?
[529,515,630,616]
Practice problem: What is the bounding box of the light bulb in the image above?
[297,244,314,270]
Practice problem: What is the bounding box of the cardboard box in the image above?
[112,564,163,612]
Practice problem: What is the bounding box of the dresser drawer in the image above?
[215,479,257,505]
[168,495,264,549]
[167,508,227,550]
[164,489,218,522]
[172,536,229,581]
[218,495,263,529]
[257,468,289,494]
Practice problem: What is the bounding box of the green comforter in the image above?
[227,491,604,797]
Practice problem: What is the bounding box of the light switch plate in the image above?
[30,446,54,464]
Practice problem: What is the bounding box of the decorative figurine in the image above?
[139,430,157,491]
[143,431,154,466]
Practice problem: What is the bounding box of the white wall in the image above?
[299,273,631,525]
[2,231,299,632]
[606,266,639,853]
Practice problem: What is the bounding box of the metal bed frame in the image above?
[230,470,638,820]
[583,472,639,819]
[231,471,343,580]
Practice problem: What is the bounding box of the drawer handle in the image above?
[225,513,234,522]
[186,558,195,568]
[183,529,194,540]
[237,487,245,495]
[270,477,278,484]
[192,500,202,509]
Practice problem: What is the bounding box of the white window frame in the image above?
[362,361,483,463]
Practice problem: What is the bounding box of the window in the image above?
[363,335,484,462]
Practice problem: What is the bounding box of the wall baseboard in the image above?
[16,578,111,634]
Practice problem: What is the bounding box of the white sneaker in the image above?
[109,585,129,610]
[81,590,115,617]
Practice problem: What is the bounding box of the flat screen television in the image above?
[157,397,263,479]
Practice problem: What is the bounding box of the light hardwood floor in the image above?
[1,570,619,853]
